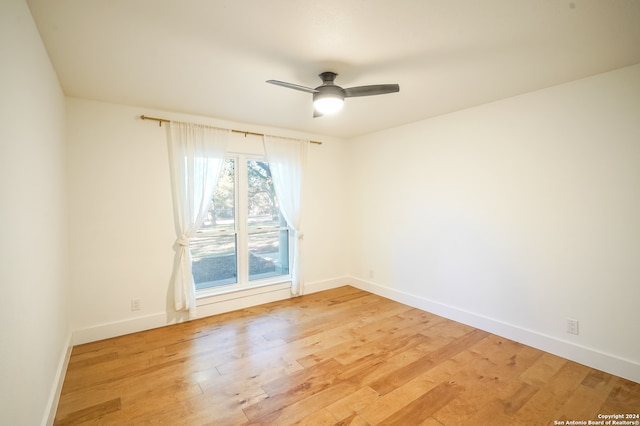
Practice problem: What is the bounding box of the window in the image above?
[190,155,290,292]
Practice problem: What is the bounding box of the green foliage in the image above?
[209,159,280,225]
[247,160,279,217]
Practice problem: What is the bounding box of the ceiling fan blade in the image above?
[344,84,400,98]
[266,80,318,94]
[313,109,323,118]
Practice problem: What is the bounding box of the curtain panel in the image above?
[263,135,310,295]
[167,121,229,318]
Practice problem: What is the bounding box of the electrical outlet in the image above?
[369,269,375,279]
[131,298,141,311]
[566,318,579,335]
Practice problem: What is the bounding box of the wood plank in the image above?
[368,328,490,395]
[598,379,640,415]
[325,386,379,422]
[377,381,464,425]
[243,358,344,421]
[502,382,539,415]
[54,398,121,425]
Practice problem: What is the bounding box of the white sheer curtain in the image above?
[263,135,309,295]
[168,121,229,318]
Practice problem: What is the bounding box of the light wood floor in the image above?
[55,286,639,425]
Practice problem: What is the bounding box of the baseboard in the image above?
[304,275,352,294]
[72,311,174,345]
[348,277,640,384]
[43,330,73,426]
[71,276,347,345]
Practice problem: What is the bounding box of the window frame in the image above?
[193,153,293,297]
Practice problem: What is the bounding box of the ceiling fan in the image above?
[266,72,400,117]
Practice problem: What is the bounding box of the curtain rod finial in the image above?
[141,115,169,127]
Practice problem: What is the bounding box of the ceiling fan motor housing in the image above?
[319,71,338,84]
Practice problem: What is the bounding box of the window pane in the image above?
[249,229,289,281]
[201,158,235,233]
[247,160,280,229]
[247,160,289,281]
[191,234,237,290]
[192,158,237,291]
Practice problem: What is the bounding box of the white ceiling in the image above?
[27,0,640,139]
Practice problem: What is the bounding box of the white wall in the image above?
[0,1,70,425]
[348,64,640,383]
[66,98,350,342]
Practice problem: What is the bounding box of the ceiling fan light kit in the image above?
[313,86,345,115]
[267,71,399,117]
